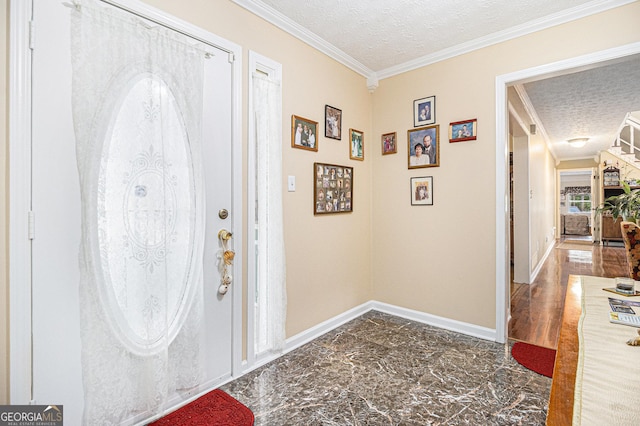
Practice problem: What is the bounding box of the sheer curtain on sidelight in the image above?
[70,0,206,423]
[252,72,287,354]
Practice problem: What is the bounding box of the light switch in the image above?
[288,175,296,192]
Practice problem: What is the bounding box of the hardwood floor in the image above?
[508,238,628,349]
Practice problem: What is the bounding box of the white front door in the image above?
[30,1,237,423]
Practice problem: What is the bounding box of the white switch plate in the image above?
[288,175,295,192]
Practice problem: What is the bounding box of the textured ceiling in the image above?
[522,55,640,161]
[237,0,640,162]
[258,0,600,73]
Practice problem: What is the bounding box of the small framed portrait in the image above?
[411,176,433,206]
[349,128,364,161]
[407,125,439,169]
[413,95,436,127]
[314,162,353,215]
[449,119,477,143]
[291,115,318,152]
[325,105,342,140]
[381,132,397,155]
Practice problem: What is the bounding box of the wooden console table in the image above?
[546,275,581,425]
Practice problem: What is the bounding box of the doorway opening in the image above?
[558,169,595,244]
[495,42,640,344]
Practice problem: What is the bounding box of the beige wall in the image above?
[508,86,557,280]
[557,159,599,170]
[2,0,640,399]
[371,2,640,329]
[528,132,557,269]
[136,0,374,338]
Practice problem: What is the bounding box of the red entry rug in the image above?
[149,389,254,426]
[511,341,556,378]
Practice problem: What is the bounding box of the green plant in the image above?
[597,180,640,221]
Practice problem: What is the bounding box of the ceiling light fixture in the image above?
[567,137,588,148]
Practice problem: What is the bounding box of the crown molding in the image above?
[231,0,373,77]
[233,0,636,84]
[377,0,636,79]
[513,84,557,160]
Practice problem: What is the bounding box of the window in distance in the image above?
[568,194,591,213]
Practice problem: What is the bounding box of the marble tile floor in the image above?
[222,311,551,425]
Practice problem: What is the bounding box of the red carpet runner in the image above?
[511,341,556,378]
[149,389,254,426]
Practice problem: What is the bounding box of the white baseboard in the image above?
[370,301,496,341]
[284,302,374,351]
[241,300,498,377]
[530,239,556,283]
[149,300,499,424]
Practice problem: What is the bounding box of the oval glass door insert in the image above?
[95,74,199,355]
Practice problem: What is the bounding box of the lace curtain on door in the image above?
[253,74,287,354]
[70,1,205,423]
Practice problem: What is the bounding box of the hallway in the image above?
[508,239,628,349]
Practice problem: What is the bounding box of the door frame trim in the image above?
[8,0,33,404]
[495,41,640,344]
[9,0,244,403]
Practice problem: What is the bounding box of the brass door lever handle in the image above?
[218,229,232,241]
[218,229,234,295]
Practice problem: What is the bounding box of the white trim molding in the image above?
[371,302,496,341]
[239,300,497,377]
[512,84,557,161]
[530,237,556,284]
[231,0,635,83]
[231,0,373,77]
[377,0,636,79]
[9,0,34,404]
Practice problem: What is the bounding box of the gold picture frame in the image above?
[349,128,364,161]
[291,115,318,151]
[408,125,439,169]
[382,132,397,155]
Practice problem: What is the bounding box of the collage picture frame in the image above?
[314,162,353,214]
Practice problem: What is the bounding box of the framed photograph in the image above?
[449,119,477,143]
[291,115,318,152]
[381,132,397,155]
[314,162,353,215]
[407,125,439,169]
[349,128,364,161]
[413,95,436,127]
[325,105,342,140]
[411,176,433,206]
